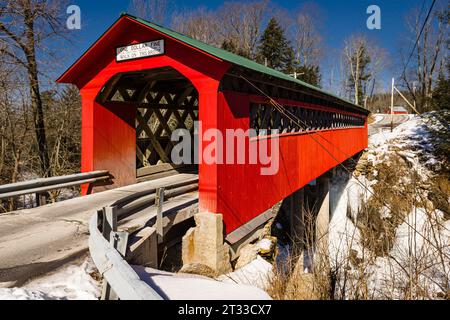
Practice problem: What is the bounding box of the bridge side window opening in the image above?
[250,103,365,136]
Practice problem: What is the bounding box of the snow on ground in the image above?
[366,209,450,299]
[217,256,273,291]
[329,111,450,299]
[368,111,447,172]
[329,173,365,265]
[133,265,272,300]
[0,252,273,300]
[0,254,272,300]
[0,288,60,300]
[372,114,385,124]
[0,256,101,300]
[329,172,449,298]
[258,238,273,252]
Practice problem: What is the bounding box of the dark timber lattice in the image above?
[250,103,365,135]
[96,68,199,177]
[135,87,198,169]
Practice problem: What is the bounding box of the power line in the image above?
[240,75,449,256]
[401,0,437,79]
[418,0,428,22]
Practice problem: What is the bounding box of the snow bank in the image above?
[258,238,273,252]
[369,116,421,148]
[0,288,60,300]
[373,114,384,124]
[367,209,450,299]
[217,256,273,290]
[133,265,272,300]
[329,111,450,299]
[329,171,373,266]
[0,257,101,300]
[368,111,447,174]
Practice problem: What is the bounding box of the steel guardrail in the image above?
[88,214,163,300]
[0,171,110,200]
[89,176,199,300]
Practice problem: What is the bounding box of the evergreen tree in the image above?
[257,18,296,74]
[221,39,250,59]
[432,63,450,111]
[295,65,321,87]
[432,9,449,111]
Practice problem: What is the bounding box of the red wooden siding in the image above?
[214,91,368,233]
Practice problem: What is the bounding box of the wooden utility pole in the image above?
[391,77,394,132]
[394,86,421,115]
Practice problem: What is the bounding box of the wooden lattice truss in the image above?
[250,103,365,135]
[136,86,198,169]
[96,68,199,172]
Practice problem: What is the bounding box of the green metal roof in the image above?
[123,13,366,113]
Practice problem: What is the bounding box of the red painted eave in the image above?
[56,15,224,85]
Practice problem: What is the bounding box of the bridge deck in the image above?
[0,173,198,287]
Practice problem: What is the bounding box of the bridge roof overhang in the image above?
[57,13,369,116]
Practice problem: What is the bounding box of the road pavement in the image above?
[369,114,411,136]
[0,174,198,287]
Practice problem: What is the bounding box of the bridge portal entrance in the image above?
[96,67,198,182]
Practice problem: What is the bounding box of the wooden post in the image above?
[391,77,395,132]
[35,193,47,207]
[156,187,165,244]
[315,176,330,271]
[101,231,128,301]
[102,206,117,241]
[35,193,40,207]
[394,86,421,115]
[100,205,119,301]
[290,188,305,250]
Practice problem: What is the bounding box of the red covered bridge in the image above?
[57,13,369,236]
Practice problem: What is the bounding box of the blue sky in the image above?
[61,0,427,91]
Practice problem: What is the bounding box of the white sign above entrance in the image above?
[116,40,165,62]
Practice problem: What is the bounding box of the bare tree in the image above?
[129,0,168,24]
[401,5,448,112]
[217,0,268,59]
[171,1,267,58]
[342,35,370,105]
[0,58,33,211]
[292,3,323,68]
[342,35,387,106]
[0,0,67,177]
[46,86,81,177]
[171,7,222,47]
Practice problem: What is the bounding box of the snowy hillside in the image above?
[329,110,449,299]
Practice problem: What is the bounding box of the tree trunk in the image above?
[24,2,52,177]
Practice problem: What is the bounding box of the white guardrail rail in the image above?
[88,177,199,300]
[0,170,111,207]
[89,214,163,300]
